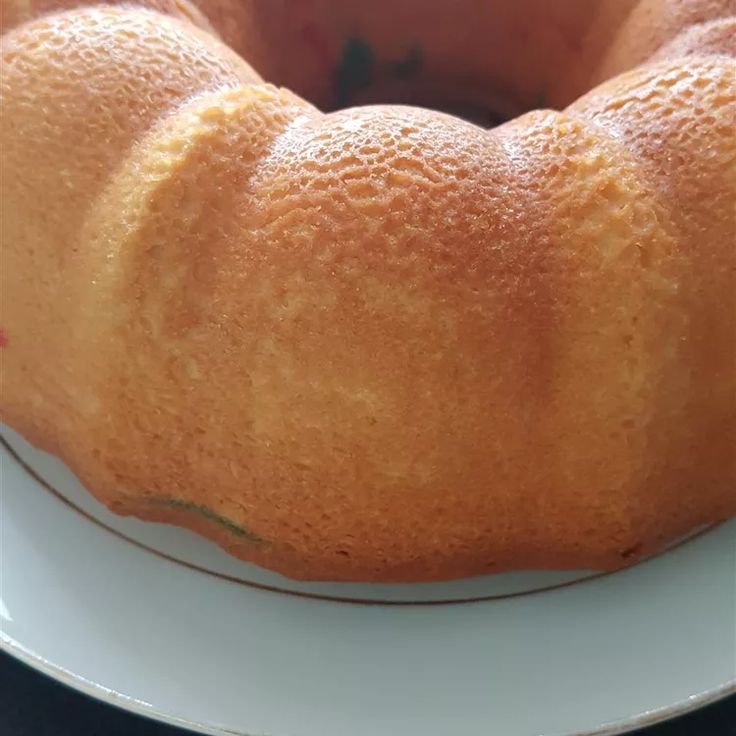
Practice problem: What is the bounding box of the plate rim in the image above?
[2,429,735,736]
[1,630,734,736]
[0,429,725,605]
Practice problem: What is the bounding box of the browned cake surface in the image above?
[1,0,734,581]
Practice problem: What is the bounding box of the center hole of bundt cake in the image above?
[321,37,524,127]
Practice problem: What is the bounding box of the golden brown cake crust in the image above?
[1,0,734,581]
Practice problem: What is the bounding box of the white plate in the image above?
[1,424,734,736]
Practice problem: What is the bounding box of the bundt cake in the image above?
[1,0,734,582]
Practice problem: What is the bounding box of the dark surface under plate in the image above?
[1,650,734,735]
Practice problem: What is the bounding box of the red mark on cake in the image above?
[511,20,531,46]
[301,23,334,73]
[0,329,6,348]
[293,0,334,74]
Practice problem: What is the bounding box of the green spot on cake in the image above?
[533,88,548,109]
[149,497,262,543]
[389,44,423,79]
[335,37,375,106]
[334,37,424,107]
